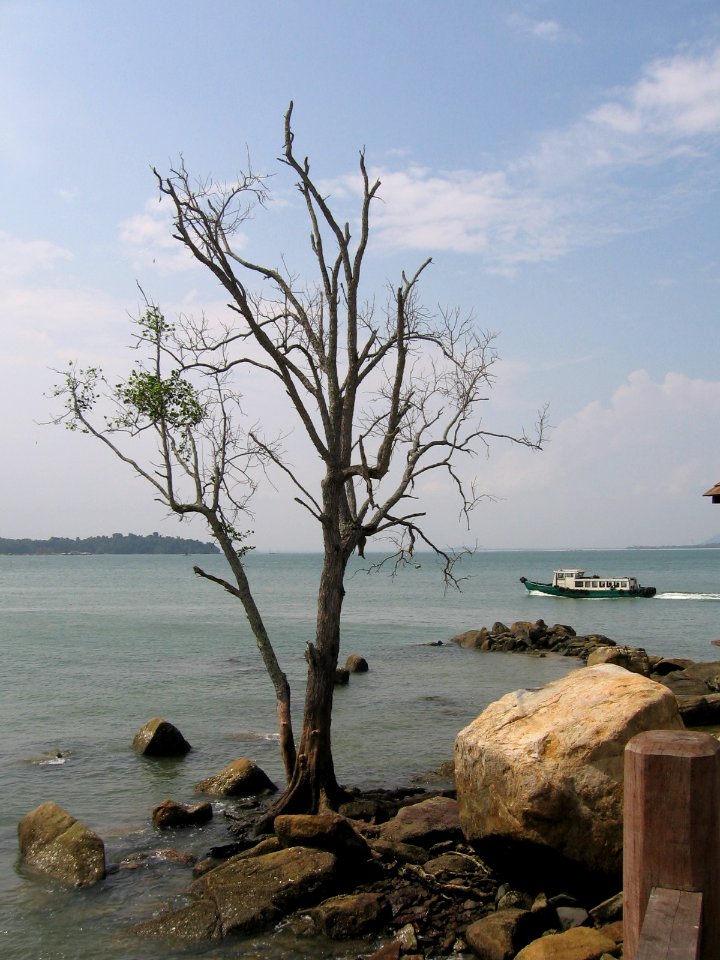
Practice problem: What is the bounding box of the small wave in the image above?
[656,592,720,601]
[225,730,280,743]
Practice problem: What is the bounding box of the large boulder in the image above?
[132,717,191,757]
[18,801,106,886]
[455,665,682,878]
[194,758,277,797]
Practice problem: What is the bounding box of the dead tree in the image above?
[152,103,545,820]
[54,104,545,820]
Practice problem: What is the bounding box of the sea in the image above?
[1,548,719,960]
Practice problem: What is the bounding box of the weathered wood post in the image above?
[624,729,720,960]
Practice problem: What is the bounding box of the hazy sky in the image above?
[2,0,719,550]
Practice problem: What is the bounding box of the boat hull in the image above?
[520,578,656,599]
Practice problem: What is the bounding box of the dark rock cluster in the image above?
[133,789,624,958]
[450,619,615,660]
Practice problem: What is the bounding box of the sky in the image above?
[1,0,719,551]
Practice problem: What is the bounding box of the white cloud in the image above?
[465,370,720,546]
[119,196,199,274]
[0,230,72,278]
[325,43,720,269]
[507,13,577,43]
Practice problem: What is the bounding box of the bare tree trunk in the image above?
[256,483,351,828]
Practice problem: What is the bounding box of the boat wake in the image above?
[656,592,720,601]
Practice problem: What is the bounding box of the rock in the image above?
[660,671,712,697]
[556,905,589,930]
[379,796,461,848]
[514,925,616,959]
[465,908,545,960]
[17,801,106,887]
[368,836,430,866]
[681,660,720,691]
[194,758,277,797]
[455,665,683,878]
[132,717,191,757]
[652,657,695,676]
[588,891,623,924]
[586,645,650,677]
[152,799,213,829]
[190,845,337,936]
[676,692,720,726]
[334,668,350,685]
[274,812,375,873]
[338,797,383,821]
[451,629,490,649]
[345,654,369,672]
[132,898,222,945]
[309,891,391,939]
[423,851,480,879]
[366,942,402,960]
[396,922,418,950]
[135,846,337,943]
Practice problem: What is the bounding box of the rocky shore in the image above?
[450,617,720,727]
[18,623,720,959]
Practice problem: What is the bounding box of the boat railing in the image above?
[624,730,719,959]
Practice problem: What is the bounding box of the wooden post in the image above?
[624,730,720,960]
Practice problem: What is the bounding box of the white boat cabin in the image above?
[552,569,639,591]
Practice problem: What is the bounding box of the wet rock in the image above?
[135,846,337,944]
[132,897,222,945]
[189,846,337,937]
[194,758,277,797]
[455,665,683,878]
[379,795,461,848]
[309,891,391,939]
[366,942,402,960]
[334,668,350,685]
[18,801,105,887]
[132,717,191,757]
[345,654,369,672]
[152,799,213,829]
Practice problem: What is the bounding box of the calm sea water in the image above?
[1,548,719,959]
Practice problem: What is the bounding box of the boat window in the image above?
[575,580,582,587]
[593,581,599,588]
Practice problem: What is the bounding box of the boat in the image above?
[519,569,656,599]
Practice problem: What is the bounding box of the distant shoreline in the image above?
[0,533,219,556]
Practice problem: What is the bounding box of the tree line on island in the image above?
[0,533,219,555]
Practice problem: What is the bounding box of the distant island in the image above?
[0,533,219,555]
